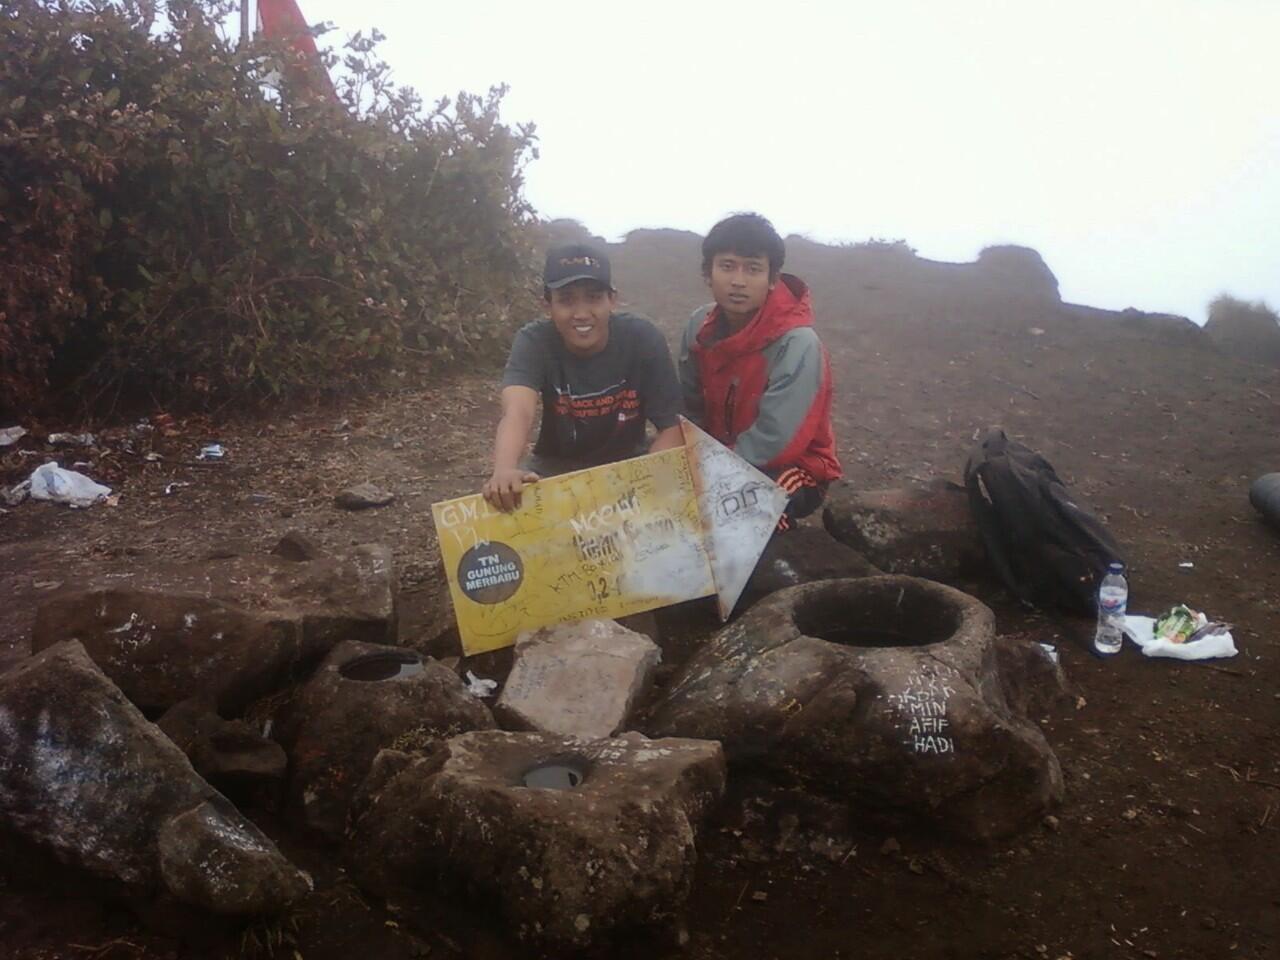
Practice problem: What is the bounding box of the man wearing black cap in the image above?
[482,243,684,510]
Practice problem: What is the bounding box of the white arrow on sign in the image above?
[681,418,789,617]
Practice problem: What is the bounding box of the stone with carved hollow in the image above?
[279,640,494,840]
[645,575,1063,840]
[346,730,725,947]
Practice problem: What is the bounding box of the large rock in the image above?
[0,641,309,914]
[1249,473,1280,530]
[289,542,397,659]
[991,634,1074,719]
[822,480,986,582]
[31,590,302,714]
[31,539,398,712]
[281,640,494,839]
[738,525,881,610]
[645,576,1063,840]
[347,730,725,947]
[495,619,660,739]
[975,245,1061,303]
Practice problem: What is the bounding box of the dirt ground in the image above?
[2,235,1279,960]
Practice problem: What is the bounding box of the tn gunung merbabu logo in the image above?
[457,541,523,604]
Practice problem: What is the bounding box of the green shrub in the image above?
[0,0,539,415]
[1207,294,1278,329]
[1204,294,1280,364]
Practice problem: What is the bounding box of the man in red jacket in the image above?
[679,213,842,530]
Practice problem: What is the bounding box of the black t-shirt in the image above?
[501,313,682,467]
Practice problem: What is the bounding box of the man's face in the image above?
[707,252,773,327]
[546,280,616,356]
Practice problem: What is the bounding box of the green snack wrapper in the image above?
[1154,605,1200,644]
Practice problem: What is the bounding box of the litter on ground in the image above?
[1123,611,1238,661]
[27,462,113,508]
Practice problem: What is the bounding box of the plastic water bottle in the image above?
[1093,562,1128,655]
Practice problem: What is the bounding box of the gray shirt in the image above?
[503,312,682,467]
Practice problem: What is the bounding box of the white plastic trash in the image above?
[28,461,112,508]
[1122,615,1237,661]
[465,670,498,698]
[47,432,96,447]
[0,426,26,447]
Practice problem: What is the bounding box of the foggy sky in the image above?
[298,0,1279,324]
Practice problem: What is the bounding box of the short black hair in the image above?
[701,213,785,279]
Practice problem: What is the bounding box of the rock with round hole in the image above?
[645,575,1063,840]
[345,730,725,948]
[279,640,494,840]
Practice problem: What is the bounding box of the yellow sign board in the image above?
[432,419,787,655]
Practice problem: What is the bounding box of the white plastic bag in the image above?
[465,670,498,698]
[28,461,112,508]
[1123,615,1237,661]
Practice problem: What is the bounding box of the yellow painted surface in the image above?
[433,446,717,655]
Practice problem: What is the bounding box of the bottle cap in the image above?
[1107,561,1124,573]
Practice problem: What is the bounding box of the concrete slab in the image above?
[495,619,660,740]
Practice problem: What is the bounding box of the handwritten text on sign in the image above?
[432,420,787,655]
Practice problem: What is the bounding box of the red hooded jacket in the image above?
[685,275,842,483]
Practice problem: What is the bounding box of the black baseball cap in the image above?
[543,243,613,291]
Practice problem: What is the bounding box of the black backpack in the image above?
[964,428,1123,615]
